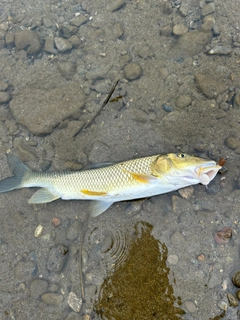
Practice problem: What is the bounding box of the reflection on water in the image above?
[94,221,185,320]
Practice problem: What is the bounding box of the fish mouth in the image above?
[195,164,222,185]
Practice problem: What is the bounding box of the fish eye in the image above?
[177,153,185,158]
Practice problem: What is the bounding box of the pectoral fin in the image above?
[90,200,113,217]
[123,170,158,184]
[28,188,60,204]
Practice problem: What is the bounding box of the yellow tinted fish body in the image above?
[0,153,221,216]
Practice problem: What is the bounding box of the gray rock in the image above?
[123,63,142,81]
[57,62,76,80]
[55,37,72,52]
[173,24,188,36]
[10,82,86,135]
[195,73,227,99]
[66,220,82,241]
[108,0,126,12]
[184,300,196,313]
[112,22,124,39]
[14,260,37,282]
[171,31,212,58]
[225,137,239,150]
[201,15,215,31]
[0,92,10,103]
[30,279,48,299]
[60,24,77,39]
[234,95,240,108]
[44,35,58,54]
[14,30,41,54]
[68,35,81,47]
[47,244,68,272]
[208,45,232,55]
[70,15,88,27]
[41,292,63,305]
[175,95,192,108]
[202,3,215,17]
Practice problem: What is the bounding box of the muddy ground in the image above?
[0,0,240,319]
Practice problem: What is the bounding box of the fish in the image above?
[0,153,221,217]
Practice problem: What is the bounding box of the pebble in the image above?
[14,260,37,282]
[44,35,58,54]
[123,63,142,81]
[47,244,68,272]
[69,35,81,47]
[57,62,76,80]
[108,0,126,12]
[202,3,215,16]
[217,300,228,311]
[52,217,61,227]
[232,271,240,287]
[175,94,192,108]
[214,227,232,245]
[225,137,239,150]
[201,15,215,31]
[195,73,227,99]
[184,300,196,313]
[34,224,43,238]
[67,292,82,312]
[70,15,88,27]
[227,293,238,307]
[162,104,173,112]
[41,292,63,306]
[236,290,240,300]
[0,92,11,104]
[208,272,222,289]
[167,254,178,265]
[59,24,77,39]
[173,24,188,36]
[197,253,205,262]
[66,220,82,241]
[233,95,240,108]
[171,231,186,246]
[30,279,48,299]
[208,46,232,55]
[112,22,124,39]
[206,178,221,195]
[54,37,72,52]
[178,186,194,199]
[14,30,41,54]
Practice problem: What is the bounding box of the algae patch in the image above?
[94,221,185,320]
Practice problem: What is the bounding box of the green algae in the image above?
[94,221,185,320]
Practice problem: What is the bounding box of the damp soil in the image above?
[0,0,240,320]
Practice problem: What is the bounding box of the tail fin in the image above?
[0,154,30,193]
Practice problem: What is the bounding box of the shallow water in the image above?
[0,0,240,319]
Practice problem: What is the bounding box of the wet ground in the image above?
[1,0,240,319]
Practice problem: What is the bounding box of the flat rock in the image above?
[10,82,86,135]
[41,292,63,305]
[175,95,192,108]
[14,30,41,54]
[195,73,227,99]
[171,31,212,59]
[123,62,142,81]
[55,37,72,52]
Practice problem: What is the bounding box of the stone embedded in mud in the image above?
[195,73,228,99]
[14,30,41,54]
[225,137,240,150]
[214,227,232,245]
[41,292,63,305]
[55,37,72,52]
[47,244,68,272]
[232,271,240,288]
[236,289,240,300]
[9,82,86,135]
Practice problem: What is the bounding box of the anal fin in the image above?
[90,200,113,217]
[28,188,60,204]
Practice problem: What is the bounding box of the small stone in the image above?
[69,35,81,47]
[60,24,77,39]
[0,92,11,103]
[201,15,215,31]
[41,293,63,305]
[108,0,126,12]
[70,15,88,27]
[175,95,192,108]
[214,227,232,245]
[112,22,124,39]
[64,160,82,171]
[234,95,240,108]
[47,244,68,272]
[44,35,58,54]
[66,220,82,241]
[236,289,240,300]
[178,186,194,199]
[173,24,188,36]
[52,218,61,227]
[30,279,48,299]
[227,293,238,307]
[217,300,227,311]
[225,137,239,150]
[202,3,215,16]
[123,63,142,81]
[195,73,227,99]
[34,224,43,238]
[57,62,76,80]
[232,271,240,288]
[55,37,72,52]
[197,253,205,261]
[67,292,82,312]
[162,104,173,112]
[208,46,232,55]
[14,30,41,54]
[184,300,196,313]
[167,254,178,265]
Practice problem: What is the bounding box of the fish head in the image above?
[152,153,222,186]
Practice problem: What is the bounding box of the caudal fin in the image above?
[0,154,30,193]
